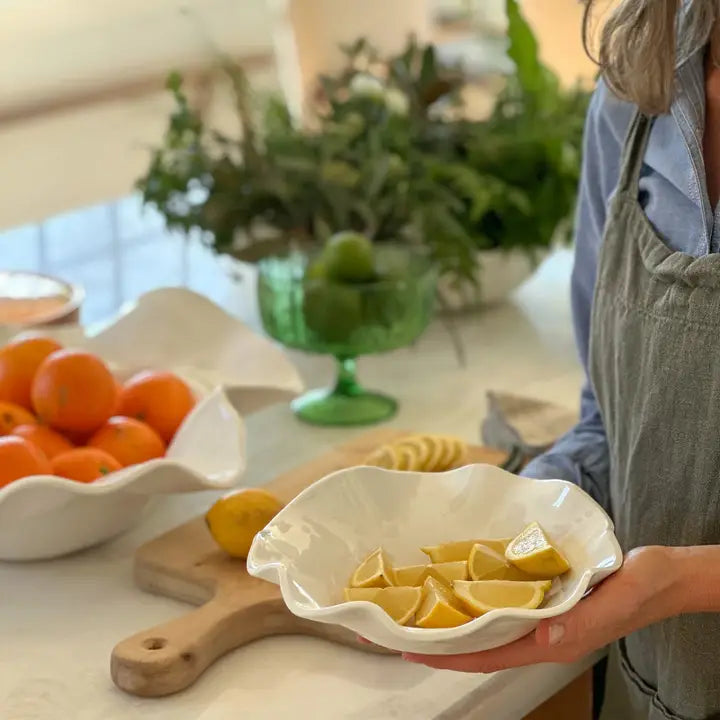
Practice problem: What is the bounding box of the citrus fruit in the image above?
[415,576,471,629]
[118,371,195,444]
[423,560,469,587]
[302,282,362,343]
[421,538,511,564]
[468,543,511,581]
[371,586,423,625]
[505,522,570,578]
[88,416,165,467]
[321,231,375,283]
[0,401,37,435]
[452,579,552,617]
[31,350,117,435]
[350,548,395,588]
[394,443,418,471]
[0,337,63,409]
[205,488,284,559]
[393,564,428,586]
[364,444,400,470]
[11,423,74,459]
[0,436,52,488]
[51,447,122,483]
[343,587,382,602]
[396,436,433,470]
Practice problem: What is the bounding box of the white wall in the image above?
[0,0,275,112]
[0,0,278,230]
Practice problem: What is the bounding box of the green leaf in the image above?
[505,0,544,97]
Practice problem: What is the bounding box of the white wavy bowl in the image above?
[247,464,623,655]
[0,288,303,561]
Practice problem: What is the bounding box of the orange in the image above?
[31,350,117,435]
[12,424,74,460]
[0,436,52,488]
[118,371,195,443]
[0,337,63,410]
[51,447,122,483]
[88,416,165,467]
[0,401,37,435]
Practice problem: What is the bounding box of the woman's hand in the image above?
[402,545,685,673]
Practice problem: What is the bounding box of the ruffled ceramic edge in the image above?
[0,387,244,500]
[247,466,624,643]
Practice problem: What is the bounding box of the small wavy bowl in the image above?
[0,287,303,561]
[247,464,623,655]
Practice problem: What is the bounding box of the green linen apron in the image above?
[593,112,720,720]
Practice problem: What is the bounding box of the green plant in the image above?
[138,0,590,289]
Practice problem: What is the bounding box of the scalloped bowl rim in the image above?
[247,465,624,644]
[0,386,241,498]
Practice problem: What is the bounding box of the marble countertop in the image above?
[0,251,591,720]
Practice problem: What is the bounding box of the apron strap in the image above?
[616,112,654,196]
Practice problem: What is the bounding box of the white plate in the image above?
[247,464,623,655]
[0,287,304,561]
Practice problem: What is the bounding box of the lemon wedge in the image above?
[423,560,469,587]
[372,586,423,625]
[343,587,382,602]
[468,543,512,581]
[421,538,511,563]
[453,579,551,616]
[393,561,469,587]
[351,548,395,588]
[505,522,570,579]
[415,577,472,628]
[393,564,428,586]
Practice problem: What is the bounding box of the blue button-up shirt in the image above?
[523,50,718,509]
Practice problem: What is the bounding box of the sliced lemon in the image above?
[452,579,551,617]
[421,435,446,472]
[505,522,571,579]
[421,538,512,563]
[435,436,463,471]
[502,565,536,582]
[468,543,511,581]
[447,437,469,469]
[364,444,399,470]
[396,436,433,470]
[351,548,395,588]
[372,586,423,625]
[393,564,428,586]
[415,576,472,628]
[343,587,382,602]
[395,443,420,471]
[422,560,469,587]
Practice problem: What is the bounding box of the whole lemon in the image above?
[205,488,284,559]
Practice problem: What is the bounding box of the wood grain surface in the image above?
[111,429,508,698]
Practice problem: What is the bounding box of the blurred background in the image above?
[0,0,595,326]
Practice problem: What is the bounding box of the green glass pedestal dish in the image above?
[258,247,437,426]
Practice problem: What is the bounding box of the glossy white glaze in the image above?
[248,463,622,654]
[0,287,303,560]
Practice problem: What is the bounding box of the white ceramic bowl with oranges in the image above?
[0,288,303,561]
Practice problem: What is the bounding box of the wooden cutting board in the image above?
[110,428,508,698]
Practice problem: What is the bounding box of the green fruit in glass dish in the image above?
[321,231,376,283]
[302,280,362,344]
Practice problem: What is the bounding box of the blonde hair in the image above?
[583,0,720,114]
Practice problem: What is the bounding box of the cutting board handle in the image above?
[110,592,289,697]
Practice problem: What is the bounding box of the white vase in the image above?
[437,248,547,311]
